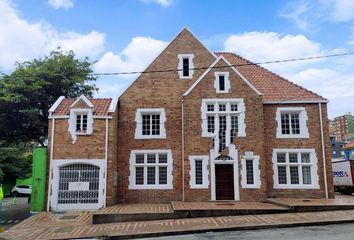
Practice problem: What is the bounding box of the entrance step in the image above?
[92,201,290,224]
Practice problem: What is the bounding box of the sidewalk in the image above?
[2,210,354,240]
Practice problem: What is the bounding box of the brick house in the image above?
[46,28,333,211]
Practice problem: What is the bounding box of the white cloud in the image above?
[48,0,74,9]
[94,36,168,78]
[140,0,173,7]
[280,0,354,30]
[224,31,324,72]
[0,0,105,71]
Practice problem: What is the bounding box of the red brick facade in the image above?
[47,28,334,210]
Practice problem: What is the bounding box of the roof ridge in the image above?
[216,52,326,101]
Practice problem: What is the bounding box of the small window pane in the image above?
[82,115,87,131]
[278,166,287,184]
[301,153,310,163]
[218,104,226,111]
[195,160,203,185]
[147,154,156,163]
[151,114,160,135]
[142,115,151,135]
[277,153,286,163]
[207,116,215,133]
[302,166,312,184]
[76,114,82,132]
[158,153,168,163]
[231,104,238,111]
[281,114,290,134]
[219,75,225,91]
[289,153,298,163]
[291,113,300,134]
[183,58,189,77]
[135,167,144,185]
[147,167,156,185]
[290,166,299,184]
[135,154,145,164]
[207,104,214,112]
[159,167,167,184]
[246,159,254,185]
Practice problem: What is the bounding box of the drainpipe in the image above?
[319,103,329,199]
[104,118,109,207]
[181,98,185,201]
[46,118,55,211]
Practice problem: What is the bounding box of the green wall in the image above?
[16,177,32,186]
[30,147,47,213]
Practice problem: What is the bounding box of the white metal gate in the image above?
[51,160,106,211]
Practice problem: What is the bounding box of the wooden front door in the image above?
[215,164,234,200]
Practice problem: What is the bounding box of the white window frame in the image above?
[201,99,246,152]
[241,151,261,189]
[68,108,93,144]
[189,155,209,189]
[275,107,309,139]
[135,108,166,139]
[214,72,230,93]
[272,148,319,189]
[178,54,194,79]
[129,149,173,189]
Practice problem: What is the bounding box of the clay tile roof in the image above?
[215,52,326,102]
[53,98,112,116]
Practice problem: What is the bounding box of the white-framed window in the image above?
[214,72,230,93]
[275,107,309,138]
[129,150,173,189]
[135,108,166,139]
[68,108,93,144]
[241,151,261,188]
[178,54,194,79]
[272,149,319,189]
[201,99,246,152]
[189,155,209,189]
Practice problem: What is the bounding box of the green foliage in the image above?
[0,50,98,145]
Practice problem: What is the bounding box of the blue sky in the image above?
[1,0,354,118]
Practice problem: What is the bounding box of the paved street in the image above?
[137,223,354,240]
[0,197,30,229]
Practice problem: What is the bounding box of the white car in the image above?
[11,185,32,196]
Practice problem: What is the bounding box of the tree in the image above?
[0,50,98,146]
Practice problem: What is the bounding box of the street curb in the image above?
[106,219,354,240]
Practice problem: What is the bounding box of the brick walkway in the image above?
[3,210,354,240]
[268,195,354,207]
[96,204,173,214]
[172,201,287,210]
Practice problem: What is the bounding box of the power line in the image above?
[1,51,354,78]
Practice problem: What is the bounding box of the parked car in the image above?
[332,159,354,194]
[11,185,32,197]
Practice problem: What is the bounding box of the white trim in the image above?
[183,56,261,96]
[49,115,112,119]
[128,149,173,190]
[46,118,55,211]
[275,107,309,139]
[68,108,94,144]
[108,96,119,113]
[214,72,230,93]
[184,27,218,59]
[201,99,246,149]
[264,100,328,104]
[93,116,113,119]
[319,103,329,198]
[70,95,94,108]
[210,145,239,200]
[178,54,195,79]
[135,108,166,139]
[50,158,107,211]
[48,96,65,114]
[189,155,209,189]
[272,148,319,189]
[240,151,261,189]
[104,118,108,207]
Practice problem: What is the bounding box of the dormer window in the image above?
[178,54,194,79]
[76,113,88,133]
[68,95,94,144]
[214,72,230,93]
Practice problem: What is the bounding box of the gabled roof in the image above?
[70,95,94,108]
[52,98,112,116]
[183,56,261,96]
[215,52,327,103]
